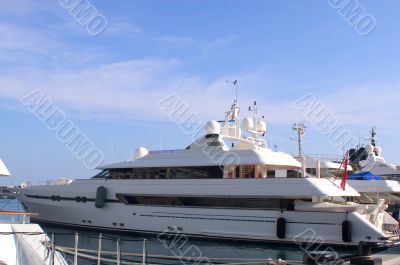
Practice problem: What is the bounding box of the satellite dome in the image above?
[257,121,267,132]
[242,117,254,131]
[375,146,382,156]
[366,144,374,154]
[205,120,221,135]
[134,147,148,160]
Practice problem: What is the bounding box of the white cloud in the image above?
[105,19,143,37]
[0,56,398,135]
[153,36,194,47]
[0,57,281,123]
[0,0,47,15]
[203,35,238,52]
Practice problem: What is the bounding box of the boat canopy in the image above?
[0,159,10,176]
[348,171,384,180]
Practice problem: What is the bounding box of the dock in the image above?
[0,186,16,199]
[51,233,400,265]
[374,245,400,265]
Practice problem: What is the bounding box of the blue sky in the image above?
[1,0,399,184]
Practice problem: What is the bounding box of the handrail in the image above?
[0,211,39,216]
[0,211,39,224]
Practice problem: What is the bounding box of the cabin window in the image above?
[240,165,256,178]
[95,166,223,179]
[116,194,295,210]
[306,168,317,176]
[287,170,301,178]
[267,170,275,178]
[93,169,111,178]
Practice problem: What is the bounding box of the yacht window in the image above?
[101,166,223,179]
[287,170,301,178]
[306,168,317,176]
[93,169,111,178]
[113,168,134,179]
[241,165,255,178]
[116,194,295,210]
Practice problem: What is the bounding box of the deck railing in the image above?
[0,211,38,224]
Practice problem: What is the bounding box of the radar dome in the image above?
[134,147,148,160]
[375,146,382,156]
[242,117,254,131]
[205,120,221,135]
[366,144,374,154]
[257,120,267,132]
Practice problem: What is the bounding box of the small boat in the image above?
[0,159,68,265]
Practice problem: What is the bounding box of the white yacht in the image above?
[17,101,400,246]
[290,126,400,221]
[0,159,68,265]
[349,128,400,180]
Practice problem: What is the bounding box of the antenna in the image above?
[249,100,258,134]
[248,101,266,143]
[226,79,238,104]
[159,119,163,151]
[292,122,306,157]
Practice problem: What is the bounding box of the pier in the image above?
[0,186,15,199]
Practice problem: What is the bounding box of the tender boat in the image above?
[16,100,400,246]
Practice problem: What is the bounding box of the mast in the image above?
[292,123,306,157]
[370,126,376,146]
[233,79,238,105]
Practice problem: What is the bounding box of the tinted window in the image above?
[96,166,224,179]
[116,194,295,210]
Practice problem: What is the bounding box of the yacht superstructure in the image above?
[349,128,400,180]
[289,126,400,222]
[17,100,400,246]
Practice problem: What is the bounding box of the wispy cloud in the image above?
[0,0,47,15]
[105,18,143,37]
[153,36,194,47]
[0,50,399,135]
[203,35,238,52]
[152,35,238,52]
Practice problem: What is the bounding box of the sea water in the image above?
[0,199,357,264]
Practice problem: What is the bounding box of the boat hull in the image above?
[16,178,397,247]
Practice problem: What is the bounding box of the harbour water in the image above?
[1,198,358,264]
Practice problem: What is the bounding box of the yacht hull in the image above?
[17,178,397,247]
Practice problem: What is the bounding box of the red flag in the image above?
[340,152,349,190]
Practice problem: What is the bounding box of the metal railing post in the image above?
[142,238,147,265]
[51,233,55,265]
[74,232,79,265]
[97,233,102,265]
[116,238,121,265]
